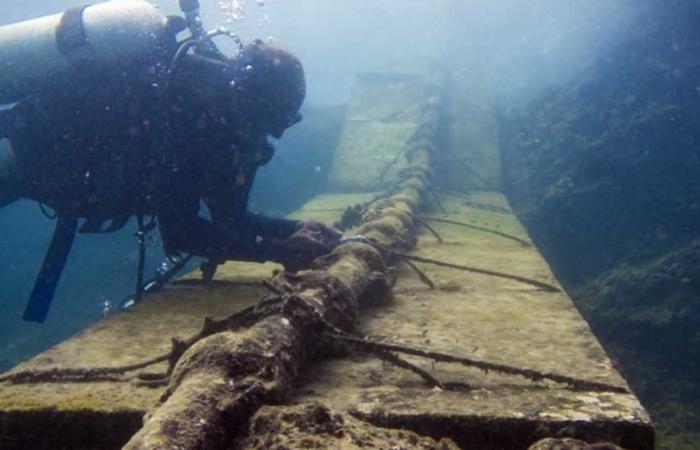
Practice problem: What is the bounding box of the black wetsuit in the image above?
[2,54,299,264]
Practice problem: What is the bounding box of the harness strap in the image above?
[135,215,147,301]
[23,216,78,323]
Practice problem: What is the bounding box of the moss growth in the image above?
[234,403,460,450]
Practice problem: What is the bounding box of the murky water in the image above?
[0,1,698,448]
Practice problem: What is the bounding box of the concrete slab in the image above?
[0,260,280,450]
[0,193,374,450]
[441,69,502,192]
[0,192,653,449]
[291,192,654,450]
[326,72,429,192]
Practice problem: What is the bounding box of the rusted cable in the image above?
[419,215,531,247]
[374,349,444,389]
[396,253,561,293]
[420,221,444,243]
[331,334,628,394]
[402,259,436,289]
[436,189,512,215]
[0,353,170,384]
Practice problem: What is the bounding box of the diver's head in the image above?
[234,40,306,138]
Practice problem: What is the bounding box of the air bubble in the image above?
[101,299,113,319]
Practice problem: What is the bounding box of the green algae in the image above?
[292,192,651,449]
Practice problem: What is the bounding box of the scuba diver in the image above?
[0,0,342,322]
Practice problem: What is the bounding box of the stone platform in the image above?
[291,192,654,450]
[0,192,653,449]
[0,259,281,449]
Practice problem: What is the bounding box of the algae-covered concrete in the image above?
[235,403,460,450]
[0,192,653,450]
[289,192,653,450]
[441,68,502,192]
[326,71,430,192]
[121,92,442,447]
[0,261,281,450]
[326,67,501,193]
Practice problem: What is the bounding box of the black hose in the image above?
[23,217,78,323]
[135,215,147,302]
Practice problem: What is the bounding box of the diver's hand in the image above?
[272,221,342,272]
[295,220,343,246]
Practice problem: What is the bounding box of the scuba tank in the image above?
[0,0,168,105]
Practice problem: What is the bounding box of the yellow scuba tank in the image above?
[0,0,168,105]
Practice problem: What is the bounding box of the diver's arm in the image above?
[159,209,337,271]
[176,137,339,269]
[203,180,340,270]
[200,154,306,257]
[157,201,278,263]
[157,187,304,264]
[204,175,300,242]
[203,182,305,264]
[244,211,299,240]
